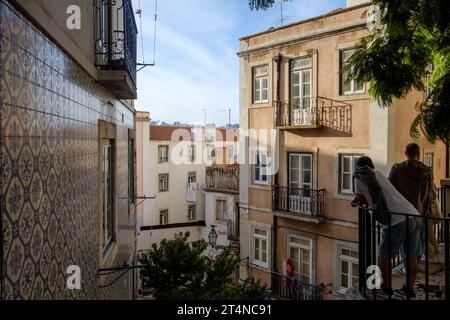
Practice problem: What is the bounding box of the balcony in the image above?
[94,0,138,99]
[272,186,326,223]
[205,165,239,194]
[275,97,352,133]
[270,272,326,300]
[358,182,450,300]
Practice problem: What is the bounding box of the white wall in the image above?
[145,140,206,227]
[137,226,204,252]
[203,191,238,248]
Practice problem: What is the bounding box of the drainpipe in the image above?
[446,145,449,179]
[272,54,282,275]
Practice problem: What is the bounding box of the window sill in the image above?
[251,102,271,108]
[250,261,270,271]
[334,193,354,201]
[251,183,270,190]
[337,92,369,101]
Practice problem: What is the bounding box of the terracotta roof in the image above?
[150,125,193,141]
[149,125,239,142]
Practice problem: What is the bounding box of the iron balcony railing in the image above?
[275,97,352,133]
[358,202,450,300]
[205,166,239,193]
[271,272,326,300]
[94,0,138,85]
[272,186,326,218]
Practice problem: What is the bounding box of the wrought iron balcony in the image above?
[272,186,326,223]
[358,183,450,300]
[205,165,239,194]
[94,0,138,99]
[271,272,326,300]
[275,97,352,133]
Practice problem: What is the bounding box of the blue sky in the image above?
[133,0,346,127]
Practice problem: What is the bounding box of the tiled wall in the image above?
[1,1,136,299]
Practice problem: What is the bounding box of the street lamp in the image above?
[208,225,218,247]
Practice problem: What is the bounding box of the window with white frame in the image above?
[158,145,169,163]
[340,154,361,194]
[340,49,364,95]
[215,199,227,222]
[424,152,434,169]
[159,209,168,225]
[339,247,359,291]
[253,152,268,185]
[288,235,312,284]
[253,65,269,103]
[252,227,269,268]
[188,205,196,221]
[159,173,169,192]
[291,58,312,113]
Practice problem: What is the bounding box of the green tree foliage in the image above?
[346,0,450,145]
[138,232,266,300]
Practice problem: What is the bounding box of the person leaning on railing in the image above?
[351,156,422,299]
[389,143,443,265]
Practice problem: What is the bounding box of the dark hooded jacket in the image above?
[388,160,435,216]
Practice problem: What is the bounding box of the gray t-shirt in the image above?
[354,170,420,226]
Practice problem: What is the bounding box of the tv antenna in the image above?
[136,0,158,72]
[215,108,232,129]
[279,0,292,27]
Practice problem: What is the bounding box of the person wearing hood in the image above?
[389,143,443,263]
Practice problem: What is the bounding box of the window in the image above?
[289,153,312,190]
[253,65,269,103]
[206,144,216,162]
[188,144,196,162]
[159,174,169,192]
[216,199,227,222]
[340,50,364,95]
[288,235,312,284]
[188,172,196,184]
[253,228,269,268]
[128,132,135,205]
[158,145,169,163]
[339,247,358,291]
[159,210,168,225]
[101,138,115,254]
[188,205,196,221]
[253,152,268,185]
[340,154,361,194]
[291,58,312,123]
[424,152,434,168]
